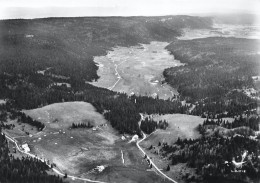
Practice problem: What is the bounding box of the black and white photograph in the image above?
[0,0,260,182]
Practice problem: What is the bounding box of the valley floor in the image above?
[90,42,183,99]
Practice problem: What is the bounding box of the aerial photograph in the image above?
[0,0,259,182]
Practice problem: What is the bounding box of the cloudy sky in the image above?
[0,0,259,19]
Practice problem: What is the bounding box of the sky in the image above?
[0,0,260,19]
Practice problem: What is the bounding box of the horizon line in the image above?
[0,12,259,21]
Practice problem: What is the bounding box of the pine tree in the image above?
[166,165,170,171]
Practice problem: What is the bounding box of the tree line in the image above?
[201,116,259,131]
[0,73,188,136]
[71,122,93,129]
[0,103,45,131]
[140,117,169,134]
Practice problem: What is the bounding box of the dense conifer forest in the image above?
[71,122,93,129]
[201,116,259,131]
[164,37,260,116]
[161,133,260,183]
[140,117,168,134]
[161,37,260,182]
[0,16,212,83]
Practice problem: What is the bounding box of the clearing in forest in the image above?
[139,114,205,183]
[9,102,171,183]
[141,114,204,147]
[91,42,184,99]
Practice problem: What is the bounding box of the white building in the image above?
[21,144,30,153]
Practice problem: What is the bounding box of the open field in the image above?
[138,114,204,182]
[6,102,171,183]
[23,102,107,129]
[138,114,235,182]
[141,114,204,147]
[91,42,184,99]
[140,114,233,148]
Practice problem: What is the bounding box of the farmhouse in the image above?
[21,143,30,153]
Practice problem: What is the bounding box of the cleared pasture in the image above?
[141,114,204,147]
[139,114,205,183]
[24,102,107,129]
[19,102,171,183]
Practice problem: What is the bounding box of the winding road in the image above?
[3,132,107,183]
[3,112,178,183]
[136,131,178,183]
[107,59,127,90]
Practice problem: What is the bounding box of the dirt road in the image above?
[136,131,178,183]
[3,132,107,183]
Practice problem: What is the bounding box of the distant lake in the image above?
[179,24,260,40]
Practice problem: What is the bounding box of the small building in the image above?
[25,34,34,38]
[129,134,139,143]
[21,143,30,153]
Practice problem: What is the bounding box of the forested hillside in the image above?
[0,16,212,82]
[157,36,260,182]
[0,16,212,135]
[164,37,260,116]
[164,133,260,183]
